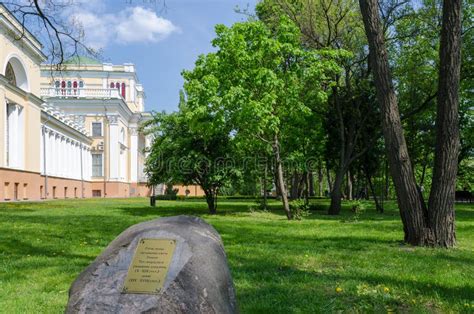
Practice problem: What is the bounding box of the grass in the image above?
[0,198,473,313]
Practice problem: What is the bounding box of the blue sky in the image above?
[74,0,258,113]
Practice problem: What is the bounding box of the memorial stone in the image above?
[66,216,238,314]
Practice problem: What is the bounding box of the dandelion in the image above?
[384,287,390,293]
[336,287,343,293]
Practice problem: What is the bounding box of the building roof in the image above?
[64,56,102,65]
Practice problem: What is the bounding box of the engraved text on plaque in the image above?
[122,238,177,294]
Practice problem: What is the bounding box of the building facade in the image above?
[40,59,151,198]
[0,4,151,201]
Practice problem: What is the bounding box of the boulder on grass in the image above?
[66,215,238,314]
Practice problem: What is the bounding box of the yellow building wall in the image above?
[0,86,4,167]
[0,29,42,173]
[0,31,42,95]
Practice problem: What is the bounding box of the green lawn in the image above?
[0,198,473,313]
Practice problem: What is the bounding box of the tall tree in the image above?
[257,0,374,215]
[427,0,462,246]
[144,100,235,214]
[359,0,462,246]
[193,18,342,219]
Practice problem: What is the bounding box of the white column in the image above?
[52,134,57,176]
[130,127,138,182]
[62,137,67,177]
[70,140,75,179]
[108,116,120,180]
[65,139,70,178]
[17,106,24,169]
[77,144,82,180]
[59,137,64,177]
[88,147,92,180]
[86,147,91,180]
[7,104,18,168]
[40,127,44,174]
[72,142,81,179]
[47,131,52,175]
[70,140,74,179]
[122,148,127,180]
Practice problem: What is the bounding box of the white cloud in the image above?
[71,12,112,49]
[116,7,179,44]
[70,6,179,49]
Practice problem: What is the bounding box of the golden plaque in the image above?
[122,238,177,294]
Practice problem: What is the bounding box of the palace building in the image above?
[0,4,151,200]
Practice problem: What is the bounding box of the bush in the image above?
[153,194,177,201]
[350,200,366,221]
[289,199,310,220]
[219,195,276,200]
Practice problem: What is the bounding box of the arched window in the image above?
[55,81,60,88]
[5,62,16,86]
[73,81,78,95]
[116,82,120,91]
[4,57,29,91]
[110,82,115,89]
[79,81,84,88]
[61,80,66,95]
[121,82,126,98]
[67,81,72,95]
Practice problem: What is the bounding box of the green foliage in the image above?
[350,200,367,221]
[180,16,347,217]
[144,101,237,212]
[153,194,177,201]
[289,199,310,220]
[164,183,178,197]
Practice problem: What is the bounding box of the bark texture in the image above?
[359,0,461,247]
[359,0,429,244]
[204,189,218,215]
[427,0,461,247]
[273,134,291,219]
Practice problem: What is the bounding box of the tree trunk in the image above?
[304,171,310,205]
[274,163,281,198]
[309,171,315,196]
[328,167,345,215]
[384,159,390,200]
[273,135,291,219]
[290,170,299,199]
[427,0,461,247]
[298,172,306,199]
[205,189,217,215]
[366,170,383,213]
[359,0,428,245]
[347,170,353,200]
[326,163,332,195]
[318,166,324,197]
[263,163,268,210]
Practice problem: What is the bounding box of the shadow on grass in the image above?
[232,253,474,312]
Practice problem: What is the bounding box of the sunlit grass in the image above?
[0,198,473,313]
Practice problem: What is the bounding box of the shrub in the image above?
[289,199,310,220]
[350,200,366,221]
[153,194,177,201]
